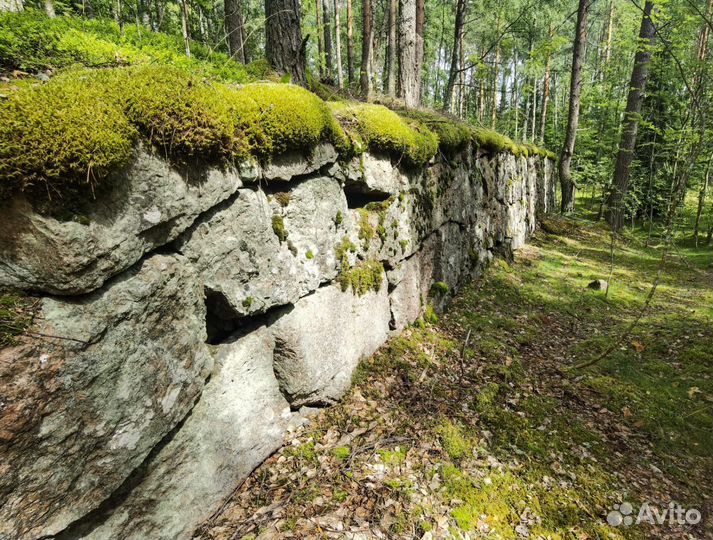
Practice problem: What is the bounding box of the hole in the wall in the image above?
[204,288,247,345]
[343,186,391,209]
[204,288,294,345]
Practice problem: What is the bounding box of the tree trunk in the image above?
[558,0,589,213]
[45,0,55,17]
[360,0,373,96]
[315,0,324,78]
[385,0,397,95]
[415,0,425,104]
[334,0,344,87]
[693,152,713,247]
[265,0,307,86]
[539,29,552,142]
[346,0,355,86]
[180,0,191,57]
[0,0,23,11]
[322,0,334,81]
[605,0,655,229]
[398,0,418,107]
[491,16,500,129]
[443,0,466,113]
[225,0,247,62]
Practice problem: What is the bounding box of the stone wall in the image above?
[0,142,555,540]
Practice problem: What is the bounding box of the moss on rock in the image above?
[338,259,384,296]
[0,65,342,195]
[328,101,438,167]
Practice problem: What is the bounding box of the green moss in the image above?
[424,303,438,324]
[329,101,438,166]
[438,419,473,461]
[0,69,136,192]
[0,64,343,197]
[333,489,348,502]
[356,208,375,250]
[274,191,291,207]
[0,10,251,81]
[335,209,343,226]
[242,296,253,309]
[473,126,521,156]
[399,239,409,253]
[338,260,384,296]
[305,249,314,260]
[397,108,474,154]
[335,235,357,266]
[271,214,288,242]
[331,446,350,460]
[430,281,449,295]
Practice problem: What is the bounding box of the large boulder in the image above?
[0,254,211,540]
[78,326,290,540]
[271,280,391,407]
[0,147,252,295]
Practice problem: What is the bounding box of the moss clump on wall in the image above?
[0,65,342,195]
[328,101,438,167]
[271,214,288,242]
[430,281,449,295]
[335,236,357,266]
[0,69,136,192]
[397,108,474,155]
[338,259,384,296]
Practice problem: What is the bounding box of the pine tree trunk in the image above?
[334,0,344,87]
[180,0,191,57]
[360,0,373,96]
[443,0,466,113]
[398,0,418,107]
[322,0,334,81]
[539,27,552,142]
[0,0,23,11]
[605,0,655,229]
[265,0,307,86]
[315,0,324,78]
[415,0,425,104]
[225,0,247,62]
[491,17,500,129]
[558,0,589,213]
[346,0,355,86]
[385,0,397,96]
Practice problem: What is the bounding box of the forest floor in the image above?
[199,213,713,540]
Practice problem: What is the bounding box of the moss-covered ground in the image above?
[199,211,712,540]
